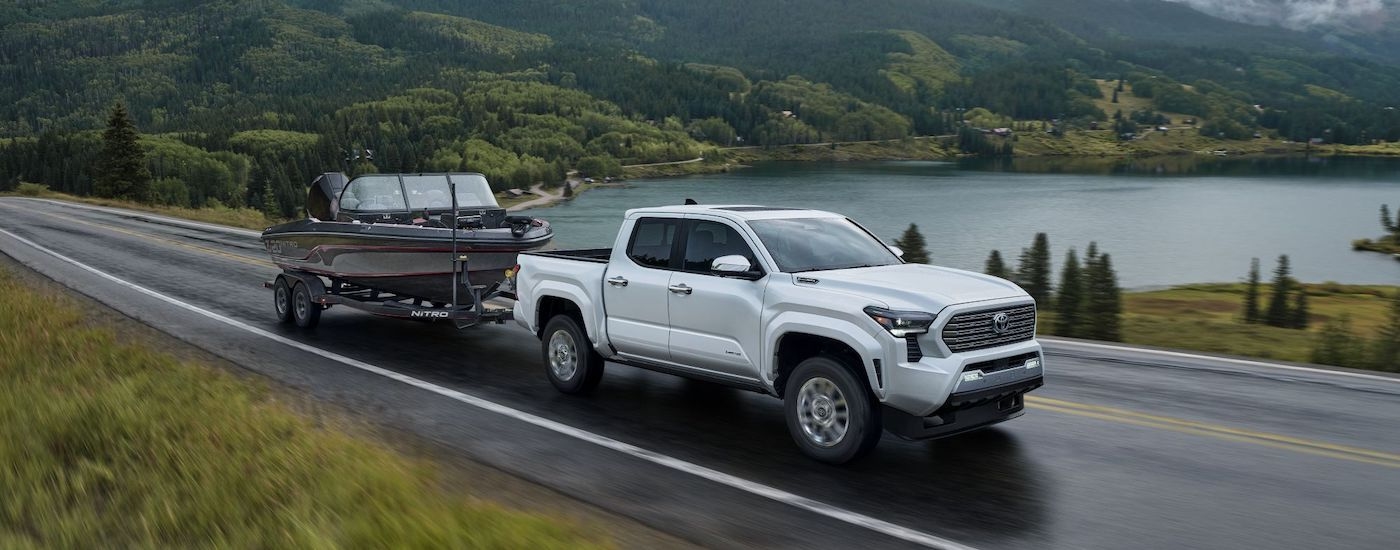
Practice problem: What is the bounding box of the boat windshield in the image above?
[340,174,498,213]
[339,175,407,212]
[403,174,498,210]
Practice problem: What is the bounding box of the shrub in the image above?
[16,182,48,196]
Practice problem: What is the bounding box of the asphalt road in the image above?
[2,196,1398,549]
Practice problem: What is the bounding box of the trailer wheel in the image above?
[273,278,294,324]
[784,355,881,464]
[291,282,322,329]
[541,314,603,394]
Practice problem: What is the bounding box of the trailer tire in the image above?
[291,282,322,329]
[273,278,294,324]
[784,355,881,464]
[542,314,603,394]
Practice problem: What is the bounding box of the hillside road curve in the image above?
[1,196,1398,549]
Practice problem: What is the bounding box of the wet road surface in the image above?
[1,197,1398,549]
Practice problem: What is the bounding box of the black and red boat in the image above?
[261,172,552,305]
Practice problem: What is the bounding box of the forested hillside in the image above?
[2,0,1399,217]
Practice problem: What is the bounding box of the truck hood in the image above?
[797,264,1030,313]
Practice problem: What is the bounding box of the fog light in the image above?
[961,371,984,383]
[1025,357,1042,370]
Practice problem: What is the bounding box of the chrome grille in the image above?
[941,304,1036,353]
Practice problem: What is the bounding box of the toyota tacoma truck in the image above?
[513,205,1043,463]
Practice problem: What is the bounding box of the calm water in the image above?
[525,156,1400,288]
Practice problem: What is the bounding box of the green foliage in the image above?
[93,102,152,203]
[575,155,621,178]
[1243,257,1261,323]
[1374,294,1400,372]
[1055,248,1084,337]
[1291,289,1311,330]
[984,249,1008,279]
[15,182,47,196]
[1083,250,1123,341]
[1016,233,1053,308]
[893,223,929,264]
[1265,255,1295,328]
[0,270,605,548]
[1311,315,1367,369]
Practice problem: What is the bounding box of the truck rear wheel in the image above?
[784,355,881,464]
[542,314,603,394]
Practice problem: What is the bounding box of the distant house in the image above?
[780,110,796,118]
[506,188,525,198]
[992,128,1012,137]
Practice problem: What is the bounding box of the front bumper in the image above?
[883,375,1043,440]
[880,337,1043,417]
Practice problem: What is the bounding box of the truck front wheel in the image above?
[784,356,881,464]
[541,314,604,394]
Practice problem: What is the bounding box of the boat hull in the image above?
[262,220,550,303]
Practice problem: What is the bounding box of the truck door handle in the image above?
[607,276,628,287]
[668,284,692,295]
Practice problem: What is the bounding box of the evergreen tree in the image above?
[1016,233,1052,307]
[893,223,930,263]
[1265,255,1293,328]
[984,249,1008,279]
[93,101,152,202]
[1084,252,1123,341]
[1382,204,1395,234]
[1290,287,1310,329]
[1111,89,1119,104]
[1372,293,1400,372]
[1242,257,1261,323]
[1054,247,1084,337]
[1311,314,1364,368]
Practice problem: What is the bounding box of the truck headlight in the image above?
[864,307,936,337]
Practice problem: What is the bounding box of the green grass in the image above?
[1046,283,1398,366]
[3,188,276,230]
[0,269,608,548]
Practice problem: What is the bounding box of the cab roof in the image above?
[623,204,845,221]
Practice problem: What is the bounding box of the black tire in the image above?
[291,282,322,329]
[541,314,604,394]
[272,278,294,324]
[784,355,882,464]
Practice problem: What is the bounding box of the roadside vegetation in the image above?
[0,269,607,548]
[1353,204,1400,257]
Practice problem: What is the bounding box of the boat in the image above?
[261,172,552,305]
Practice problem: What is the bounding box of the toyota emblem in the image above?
[992,312,1011,334]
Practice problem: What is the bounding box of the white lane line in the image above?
[0,227,973,550]
[9,197,264,238]
[1040,337,1400,385]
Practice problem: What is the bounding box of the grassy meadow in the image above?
[0,268,607,548]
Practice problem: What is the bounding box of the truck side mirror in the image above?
[711,255,762,279]
[888,245,905,258]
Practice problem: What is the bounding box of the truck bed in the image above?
[522,248,611,263]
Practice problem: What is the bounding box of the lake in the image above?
[524,156,1400,288]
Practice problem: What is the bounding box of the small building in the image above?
[506,188,525,198]
[992,128,1013,137]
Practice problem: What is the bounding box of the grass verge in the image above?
[2,187,275,231]
[0,268,607,548]
[1044,283,1398,366]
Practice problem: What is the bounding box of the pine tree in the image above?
[1290,287,1310,330]
[93,101,152,202]
[1265,255,1293,328]
[1372,293,1400,372]
[1382,204,1395,233]
[894,223,930,264]
[1311,315,1364,368]
[1016,233,1052,307]
[1242,257,1261,323]
[1084,252,1123,341]
[1054,247,1084,337]
[984,250,1008,279]
[1111,89,1119,104]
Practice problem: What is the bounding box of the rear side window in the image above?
[682,220,758,273]
[627,218,678,269]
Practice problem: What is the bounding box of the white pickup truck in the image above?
[513,204,1043,463]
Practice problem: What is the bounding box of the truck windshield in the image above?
[747,218,901,272]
